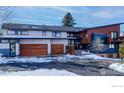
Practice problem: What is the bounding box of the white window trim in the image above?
[7,31,16,35]
[21,31,28,35]
[52,32,61,37]
[109,44,114,48]
[42,31,46,36]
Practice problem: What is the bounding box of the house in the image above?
[0,22,123,58]
[79,23,122,58]
[0,23,83,57]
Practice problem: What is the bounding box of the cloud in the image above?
[91,7,124,18]
[45,6,89,14]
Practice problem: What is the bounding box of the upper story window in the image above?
[52,32,61,37]
[17,31,28,35]
[67,33,75,37]
[1,39,9,43]
[84,33,88,38]
[7,31,16,35]
[111,32,117,39]
[42,31,46,36]
[21,31,28,35]
[109,44,114,48]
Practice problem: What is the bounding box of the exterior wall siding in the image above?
[20,39,50,44]
[0,43,9,49]
[2,30,67,39]
[81,25,120,44]
[80,25,120,56]
[51,39,68,53]
[0,43,10,57]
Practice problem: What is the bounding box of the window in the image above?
[42,31,46,36]
[68,40,71,45]
[84,33,88,38]
[111,32,117,39]
[52,32,61,37]
[21,31,28,35]
[71,40,75,45]
[67,33,70,37]
[8,31,15,35]
[109,44,114,48]
[1,39,9,43]
[18,31,21,35]
[67,33,73,37]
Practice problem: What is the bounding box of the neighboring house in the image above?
[0,22,123,58]
[0,23,83,57]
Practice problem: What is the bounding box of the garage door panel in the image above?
[20,44,48,56]
[51,44,64,55]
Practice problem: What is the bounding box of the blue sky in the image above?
[1,6,124,28]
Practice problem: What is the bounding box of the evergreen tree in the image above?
[119,42,124,62]
[62,12,76,27]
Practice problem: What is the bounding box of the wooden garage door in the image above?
[51,44,64,55]
[20,44,48,56]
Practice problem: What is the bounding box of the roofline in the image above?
[2,22,124,32]
[2,23,85,32]
[85,22,124,30]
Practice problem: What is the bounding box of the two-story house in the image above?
[79,23,122,58]
[0,22,123,58]
[0,23,83,57]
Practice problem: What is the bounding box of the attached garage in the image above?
[20,44,48,56]
[51,44,64,55]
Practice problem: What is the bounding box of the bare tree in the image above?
[90,38,108,55]
[0,6,15,35]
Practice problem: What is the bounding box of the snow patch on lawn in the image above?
[0,69,79,76]
[0,56,56,64]
[0,54,7,64]
[8,57,56,63]
[109,63,124,73]
[0,51,120,64]
[57,51,120,62]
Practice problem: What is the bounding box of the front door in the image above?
[10,40,16,57]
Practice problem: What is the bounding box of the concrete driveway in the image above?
[0,60,124,76]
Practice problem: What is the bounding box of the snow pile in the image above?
[0,56,57,64]
[57,51,115,62]
[0,69,79,76]
[8,57,56,63]
[0,54,7,63]
[81,53,109,60]
[81,51,111,60]
[57,51,120,62]
[109,63,124,73]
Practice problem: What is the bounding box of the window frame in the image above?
[21,31,28,35]
[111,32,117,39]
[52,32,61,37]
[1,39,9,43]
[109,44,114,48]
[7,31,16,35]
[42,31,46,36]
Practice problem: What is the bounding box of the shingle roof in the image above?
[2,23,86,32]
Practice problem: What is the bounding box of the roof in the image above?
[2,23,86,32]
[85,22,124,30]
[2,22,124,32]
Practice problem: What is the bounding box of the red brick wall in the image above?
[80,25,120,44]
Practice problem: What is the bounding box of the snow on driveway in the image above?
[109,63,124,73]
[0,69,79,76]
